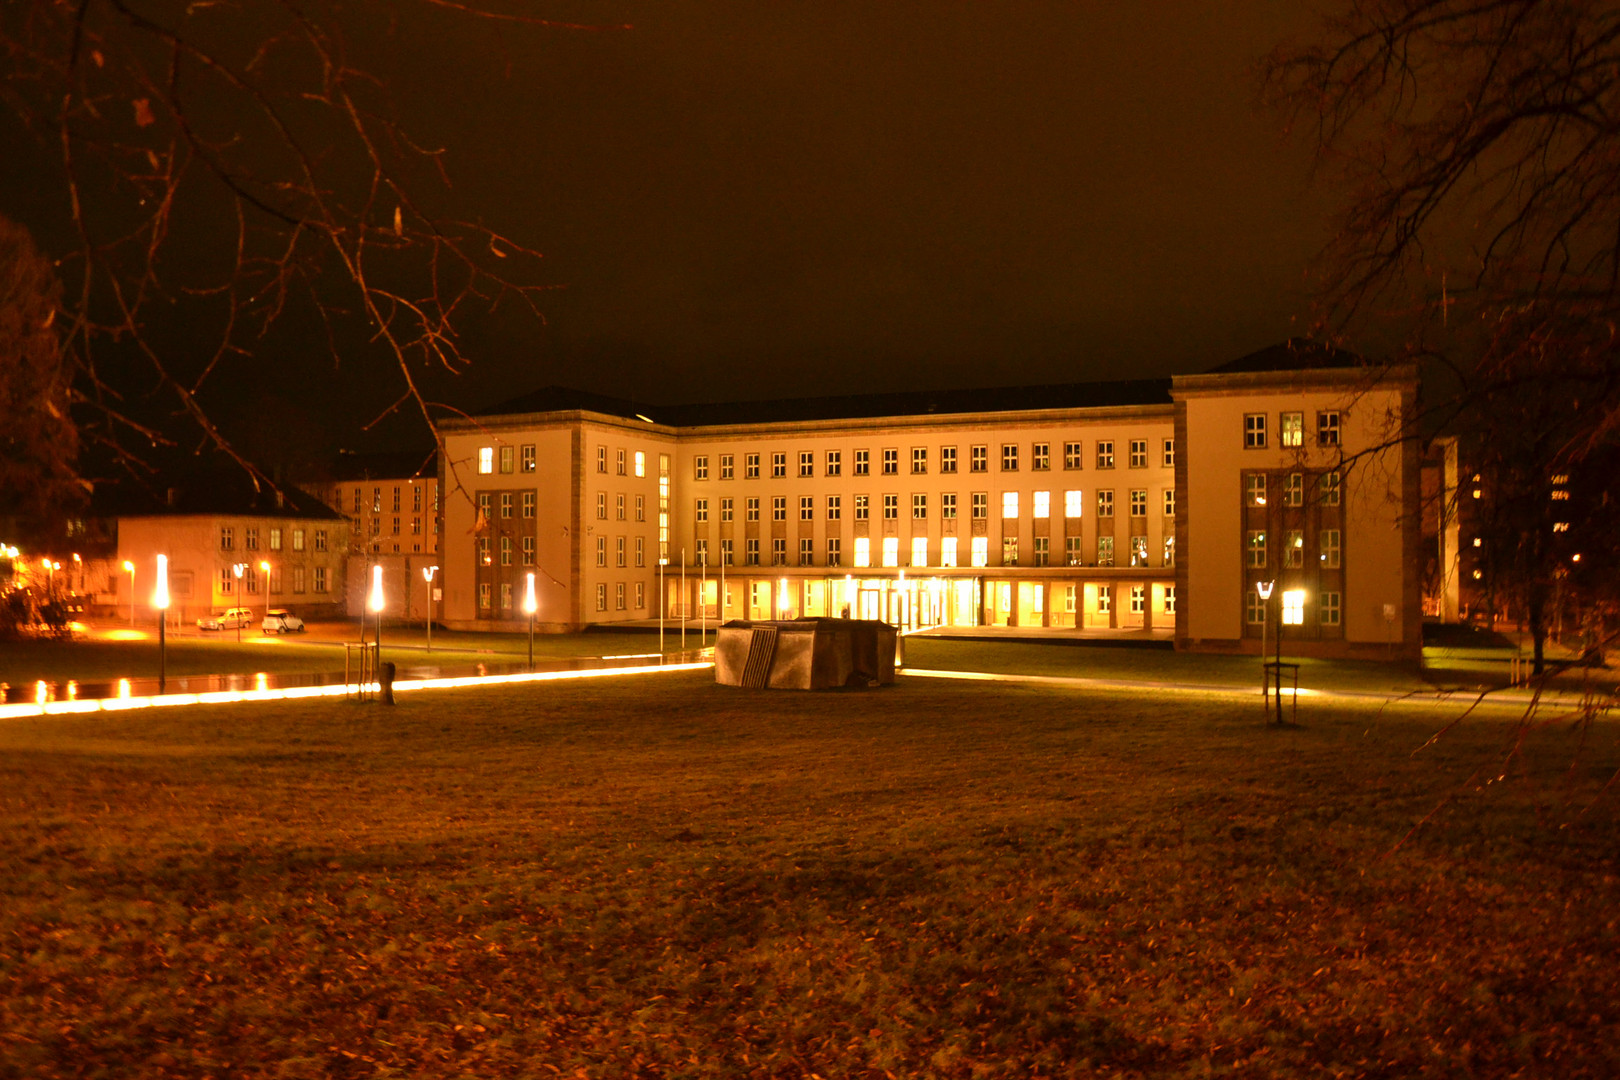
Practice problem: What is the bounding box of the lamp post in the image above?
[1278,588,1305,725]
[422,565,438,651]
[523,570,537,669]
[369,564,385,679]
[1256,580,1274,707]
[232,563,246,641]
[123,561,136,627]
[154,554,170,693]
[259,561,271,633]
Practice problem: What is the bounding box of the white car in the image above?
[261,609,306,634]
[198,607,255,631]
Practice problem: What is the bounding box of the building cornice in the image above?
[1171,364,1419,400]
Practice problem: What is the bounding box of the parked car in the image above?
[198,607,254,631]
[262,609,306,634]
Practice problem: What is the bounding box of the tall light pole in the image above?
[422,565,438,651]
[259,561,271,633]
[1256,580,1274,706]
[154,554,170,693]
[232,563,246,642]
[123,561,136,627]
[369,564,385,676]
[524,570,537,669]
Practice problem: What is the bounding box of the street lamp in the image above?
[422,565,438,651]
[154,554,170,692]
[259,561,271,633]
[523,570,537,669]
[123,561,136,627]
[1256,580,1274,705]
[369,564,386,669]
[232,563,246,641]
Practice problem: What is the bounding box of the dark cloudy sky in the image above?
[4,1,1336,456]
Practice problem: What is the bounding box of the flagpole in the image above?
[680,547,686,652]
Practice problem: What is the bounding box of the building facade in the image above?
[305,454,442,621]
[437,345,1422,657]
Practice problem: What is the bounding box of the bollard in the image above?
[379,661,397,706]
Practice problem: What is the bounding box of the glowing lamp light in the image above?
[1281,589,1306,626]
[123,560,134,573]
[423,564,438,583]
[368,564,385,613]
[1256,580,1274,601]
[153,554,170,610]
[523,572,537,615]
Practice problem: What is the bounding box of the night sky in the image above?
[4,1,1334,457]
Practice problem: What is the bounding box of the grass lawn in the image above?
[2,672,1617,1077]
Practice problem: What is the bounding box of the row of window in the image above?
[1243,411,1341,450]
[479,579,649,612]
[1245,529,1342,569]
[477,444,541,475]
[1245,471,1341,507]
[353,515,434,537]
[220,525,324,553]
[1061,583,1175,617]
[693,489,1175,523]
[683,533,1174,570]
[480,491,544,520]
[346,484,435,515]
[218,564,327,594]
[692,439,1175,481]
[1246,589,1342,626]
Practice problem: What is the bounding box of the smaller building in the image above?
[302,450,442,621]
[102,478,351,626]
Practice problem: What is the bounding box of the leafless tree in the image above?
[0,1,618,495]
[1265,0,1620,670]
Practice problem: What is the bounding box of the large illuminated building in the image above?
[437,341,1421,657]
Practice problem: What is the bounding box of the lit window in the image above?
[941,537,958,567]
[1097,490,1114,517]
[1130,585,1145,613]
[1065,585,1077,613]
[522,445,536,472]
[270,528,281,551]
[1164,586,1176,615]
[1244,414,1266,449]
[1247,530,1267,567]
[1033,491,1050,518]
[881,536,900,567]
[854,537,872,567]
[1097,536,1114,567]
[479,447,494,474]
[292,529,305,552]
[1318,411,1341,446]
[1098,585,1112,614]
[1284,529,1304,568]
[1246,474,1267,507]
[1096,441,1114,469]
[1002,537,1018,565]
[1281,412,1303,448]
[970,536,989,567]
[911,537,928,567]
[1281,589,1306,625]
[498,446,514,474]
[1002,491,1019,518]
[1130,536,1148,567]
[1321,529,1341,568]
[1163,535,1176,566]
[634,451,646,477]
[1064,490,1083,518]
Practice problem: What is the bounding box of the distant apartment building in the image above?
[435,342,1421,657]
[304,452,441,620]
